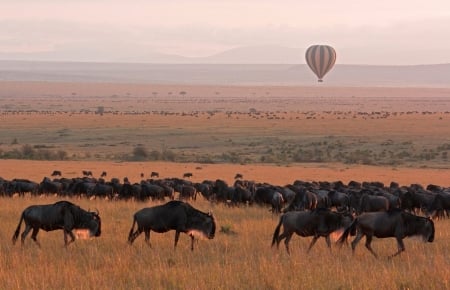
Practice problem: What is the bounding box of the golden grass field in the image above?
[0,81,449,289]
[1,197,449,290]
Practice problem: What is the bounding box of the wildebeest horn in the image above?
[208,210,213,216]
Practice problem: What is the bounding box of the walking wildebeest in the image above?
[151,171,159,178]
[272,208,353,255]
[337,209,435,258]
[12,201,101,247]
[100,171,107,178]
[128,200,215,250]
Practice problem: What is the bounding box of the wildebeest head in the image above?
[188,211,216,240]
[422,218,435,243]
[80,209,102,237]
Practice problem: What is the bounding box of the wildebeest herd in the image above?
[3,172,449,258]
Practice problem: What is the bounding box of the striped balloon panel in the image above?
[305,45,336,82]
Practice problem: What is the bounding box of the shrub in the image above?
[132,145,149,160]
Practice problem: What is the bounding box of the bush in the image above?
[132,145,149,160]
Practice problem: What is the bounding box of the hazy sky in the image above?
[2,0,450,64]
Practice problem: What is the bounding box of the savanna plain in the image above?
[0,81,449,289]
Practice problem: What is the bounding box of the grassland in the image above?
[0,81,449,289]
[0,196,448,290]
[1,82,449,168]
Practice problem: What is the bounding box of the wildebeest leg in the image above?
[64,230,70,246]
[20,225,33,244]
[388,237,405,259]
[30,228,41,247]
[351,231,364,254]
[144,230,152,247]
[325,235,332,250]
[307,236,320,253]
[128,228,143,245]
[283,233,294,255]
[275,231,289,248]
[62,229,76,247]
[190,235,195,251]
[364,235,378,258]
[174,231,181,249]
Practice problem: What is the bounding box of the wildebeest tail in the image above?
[12,212,25,245]
[271,214,284,247]
[127,216,137,244]
[337,218,357,246]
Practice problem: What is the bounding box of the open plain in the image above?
[0,80,449,289]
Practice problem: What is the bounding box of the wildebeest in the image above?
[51,170,62,176]
[234,173,243,179]
[254,186,285,213]
[39,177,63,195]
[338,209,434,258]
[427,193,450,219]
[151,171,159,178]
[127,201,215,250]
[183,172,193,178]
[12,201,101,247]
[6,179,39,196]
[357,194,389,214]
[82,170,93,177]
[272,208,353,254]
[100,171,107,178]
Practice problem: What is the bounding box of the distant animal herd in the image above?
[3,170,449,258]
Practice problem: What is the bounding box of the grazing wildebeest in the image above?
[12,201,101,247]
[82,170,93,177]
[183,172,193,178]
[338,209,435,258]
[39,177,63,195]
[234,173,243,179]
[213,179,235,203]
[51,170,62,176]
[100,171,107,178]
[178,184,197,201]
[427,193,450,219]
[272,208,353,255]
[6,179,39,196]
[151,171,159,178]
[254,186,285,213]
[127,201,215,250]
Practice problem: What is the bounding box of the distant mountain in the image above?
[201,46,304,64]
[0,45,305,64]
[0,60,449,87]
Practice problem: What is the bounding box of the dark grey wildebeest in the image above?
[338,209,434,258]
[272,208,353,255]
[128,200,215,251]
[12,201,101,247]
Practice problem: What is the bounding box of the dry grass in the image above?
[1,196,449,290]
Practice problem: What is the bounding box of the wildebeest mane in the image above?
[56,201,101,232]
[184,202,215,233]
[401,211,434,239]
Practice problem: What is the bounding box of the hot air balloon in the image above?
[305,45,336,82]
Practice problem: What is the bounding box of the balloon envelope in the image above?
[305,45,336,82]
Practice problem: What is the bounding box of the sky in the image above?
[1,0,450,65]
